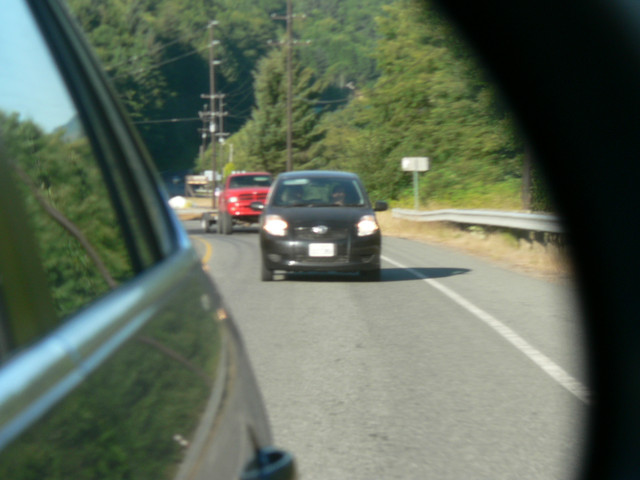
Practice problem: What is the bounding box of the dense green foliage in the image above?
[305,0,524,207]
[64,0,388,170]
[66,0,285,174]
[209,48,324,173]
[66,0,552,211]
[296,0,388,87]
[0,111,134,320]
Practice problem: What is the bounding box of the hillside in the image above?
[66,0,550,211]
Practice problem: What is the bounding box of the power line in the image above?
[297,97,349,105]
[105,26,208,71]
[112,44,209,79]
[224,88,255,109]
[133,117,200,125]
[223,77,255,99]
[228,105,253,116]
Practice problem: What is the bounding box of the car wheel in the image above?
[220,211,233,235]
[201,213,212,233]
[360,268,381,282]
[261,261,273,281]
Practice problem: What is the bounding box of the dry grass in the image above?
[376,211,573,282]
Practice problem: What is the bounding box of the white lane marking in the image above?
[382,255,590,404]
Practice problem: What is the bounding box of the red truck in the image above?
[215,171,273,234]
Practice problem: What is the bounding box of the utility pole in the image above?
[216,94,229,144]
[271,0,307,172]
[202,20,219,208]
[285,0,293,172]
[215,94,229,170]
[199,21,229,204]
[198,103,209,168]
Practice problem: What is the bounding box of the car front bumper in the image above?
[261,234,381,272]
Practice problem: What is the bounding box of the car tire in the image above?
[220,211,233,235]
[261,261,273,281]
[360,268,381,282]
[201,213,212,233]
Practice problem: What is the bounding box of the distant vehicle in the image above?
[0,1,294,479]
[217,172,273,234]
[253,170,388,281]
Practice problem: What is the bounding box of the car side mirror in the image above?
[250,201,265,211]
[374,201,388,212]
[241,447,296,479]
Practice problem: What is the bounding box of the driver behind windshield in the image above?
[331,184,347,205]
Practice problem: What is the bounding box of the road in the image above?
[184,221,589,480]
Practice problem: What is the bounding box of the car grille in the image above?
[293,226,350,241]
[238,192,268,202]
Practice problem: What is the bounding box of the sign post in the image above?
[401,157,430,210]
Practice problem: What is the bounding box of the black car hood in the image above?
[268,206,373,226]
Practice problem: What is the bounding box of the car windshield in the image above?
[272,178,366,207]
[228,175,272,188]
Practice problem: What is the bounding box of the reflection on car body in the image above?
[255,170,388,281]
[0,1,294,479]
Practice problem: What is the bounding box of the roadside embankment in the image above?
[376,211,572,281]
[175,196,571,281]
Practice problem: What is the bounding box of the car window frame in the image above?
[1,0,202,451]
[30,0,184,270]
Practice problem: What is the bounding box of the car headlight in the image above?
[357,215,379,236]
[228,196,239,203]
[263,215,288,236]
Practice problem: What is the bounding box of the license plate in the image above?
[309,243,335,257]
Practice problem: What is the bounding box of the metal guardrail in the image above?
[392,209,564,233]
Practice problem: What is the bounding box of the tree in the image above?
[313,0,523,206]
[66,0,529,209]
[66,0,284,174]
[235,48,323,174]
[296,0,389,88]
[65,0,393,176]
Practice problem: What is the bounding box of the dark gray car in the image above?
[256,170,388,281]
[0,1,293,479]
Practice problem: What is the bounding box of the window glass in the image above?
[274,177,365,206]
[228,174,273,188]
[0,0,135,328]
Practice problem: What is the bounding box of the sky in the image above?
[0,0,77,132]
